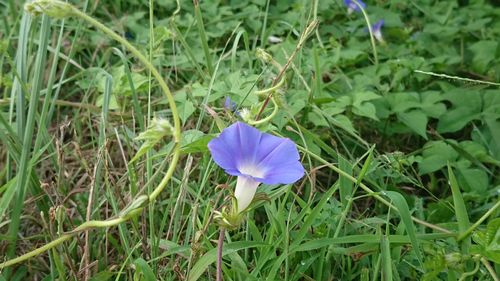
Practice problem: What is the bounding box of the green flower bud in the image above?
[256,48,273,64]
[25,0,74,19]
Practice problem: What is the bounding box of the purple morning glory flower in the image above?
[372,19,384,43]
[344,0,366,14]
[208,122,305,212]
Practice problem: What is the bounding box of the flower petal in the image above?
[255,136,304,184]
[208,122,305,185]
[207,122,262,176]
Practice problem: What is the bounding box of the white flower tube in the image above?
[234,176,260,213]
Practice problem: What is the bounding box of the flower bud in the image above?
[25,0,74,19]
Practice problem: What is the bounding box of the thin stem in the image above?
[481,257,499,281]
[216,228,225,281]
[255,20,318,120]
[354,0,378,65]
[0,235,73,268]
[458,200,500,241]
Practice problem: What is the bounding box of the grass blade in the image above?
[384,191,423,265]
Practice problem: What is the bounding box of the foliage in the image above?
[0,0,499,280]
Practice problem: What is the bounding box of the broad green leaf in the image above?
[469,40,498,73]
[456,167,488,193]
[418,141,458,174]
[397,110,428,139]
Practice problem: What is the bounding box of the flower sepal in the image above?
[214,193,271,230]
[214,206,244,230]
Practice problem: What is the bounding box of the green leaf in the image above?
[448,165,471,251]
[0,178,17,221]
[187,241,267,281]
[352,91,381,120]
[437,91,482,133]
[89,271,114,281]
[385,191,423,265]
[397,110,428,139]
[456,167,488,193]
[381,235,393,281]
[486,218,500,247]
[133,258,156,281]
[180,130,214,154]
[469,40,498,73]
[177,99,195,125]
[130,118,173,163]
[418,141,458,174]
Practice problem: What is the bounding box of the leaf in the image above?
[437,107,480,133]
[397,110,428,139]
[437,90,482,133]
[133,258,156,281]
[187,241,267,281]
[177,99,195,125]
[96,93,119,110]
[469,40,498,73]
[352,91,381,120]
[456,167,488,193]
[385,191,423,265]
[418,141,458,174]
[0,177,17,221]
[180,130,214,154]
[130,118,173,163]
[447,165,471,251]
[89,271,114,281]
[381,235,393,281]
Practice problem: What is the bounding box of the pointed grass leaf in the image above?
[447,165,470,235]
[133,258,156,281]
[187,241,267,281]
[381,235,393,281]
[384,191,423,265]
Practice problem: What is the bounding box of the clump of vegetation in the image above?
[0,0,499,280]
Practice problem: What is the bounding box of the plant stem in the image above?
[255,20,318,121]
[354,0,378,65]
[216,228,225,281]
[481,257,499,281]
[458,200,500,241]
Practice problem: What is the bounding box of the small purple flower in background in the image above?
[224,96,237,112]
[208,122,304,213]
[344,0,366,14]
[371,20,385,43]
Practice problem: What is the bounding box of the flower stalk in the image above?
[1,0,181,268]
[352,0,379,65]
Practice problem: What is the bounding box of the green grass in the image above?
[1,0,499,280]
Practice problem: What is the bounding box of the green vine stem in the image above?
[1,0,181,268]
